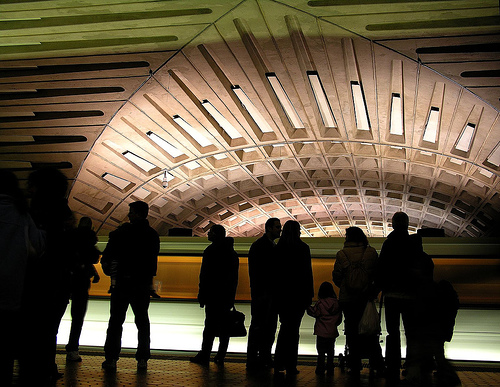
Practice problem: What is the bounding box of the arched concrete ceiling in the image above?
[1,0,499,237]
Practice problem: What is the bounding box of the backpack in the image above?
[344,248,370,294]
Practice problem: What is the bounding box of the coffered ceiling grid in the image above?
[44,6,500,237]
[1,0,499,237]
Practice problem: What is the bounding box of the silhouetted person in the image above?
[376,212,434,383]
[100,201,160,370]
[20,168,75,384]
[0,170,45,386]
[65,216,101,362]
[273,220,314,375]
[307,281,342,375]
[246,217,281,370]
[191,225,239,366]
[333,226,384,376]
[426,280,460,387]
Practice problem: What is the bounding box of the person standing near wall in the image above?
[376,212,434,383]
[0,170,45,386]
[246,217,281,371]
[273,220,314,375]
[190,225,239,366]
[65,216,101,362]
[333,226,384,377]
[101,201,160,371]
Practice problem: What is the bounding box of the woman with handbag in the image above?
[332,226,384,377]
[190,225,239,366]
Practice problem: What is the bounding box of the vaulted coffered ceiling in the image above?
[1,0,500,237]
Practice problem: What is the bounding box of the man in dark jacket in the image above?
[190,224,239,366]
[101,201,160,370]
[376,212,434,382]
[246,217,281,370]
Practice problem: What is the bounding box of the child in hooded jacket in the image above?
[307,281,342,374]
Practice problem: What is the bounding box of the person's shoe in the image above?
[137,359,148,369]
[213,355,224,366]
[66,351,82,362]
[102,359,117,370]
[315,366,325,375]
[190,353,209,366]
[286,368,300,375]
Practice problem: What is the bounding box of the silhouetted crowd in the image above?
[0,169,460,387]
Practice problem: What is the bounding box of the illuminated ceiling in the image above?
[1,0,500,237]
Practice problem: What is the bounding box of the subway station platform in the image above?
[11,299,500,386]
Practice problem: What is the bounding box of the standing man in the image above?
[246,218,281,370]
[376,212,433,383]
[101,201,160,370]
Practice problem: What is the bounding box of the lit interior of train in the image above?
[57,236,500,362]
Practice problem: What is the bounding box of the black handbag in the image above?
[228,307,247,337]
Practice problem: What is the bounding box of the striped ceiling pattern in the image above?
[1,0,499,237]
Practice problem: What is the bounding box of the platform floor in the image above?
[11,351,500,387]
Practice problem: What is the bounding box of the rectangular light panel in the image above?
[122,151,157,172]
[232,86,274,133]
[147,131,184,158]
[423,107,440,143]
[201,100,242,139]
[266,73,304,129]
[455,123,475,152]
[486,142,500,167]
[133,187,150,200]
[102,173,130,190]
[185,160,201,170]
[307,71,336,128]
[351,81,370,130]
[172,115,212,148]
[390,93,403,135]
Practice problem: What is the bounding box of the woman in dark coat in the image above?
[332,226,384,376]
[190,225,239,366]
[273,220,314,375]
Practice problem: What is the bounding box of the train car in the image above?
[90,237,500,306]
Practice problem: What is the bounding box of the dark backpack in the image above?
[344,248,369,294]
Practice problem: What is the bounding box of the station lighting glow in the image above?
[351,81,370,131]
[232,86,274,133]
[307,71,337,128]
[423,107,440,143]
[266,73,304,129]
[455,123,475,152]
[172,115,212,148]
[202,100,242,139]
[102,173,130,190]
[122,151,157,173]
[147,131,184,158]
[390,93,403,135]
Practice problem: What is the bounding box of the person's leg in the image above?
[384,297,402,378]
[326,338,335,374]
[66,281,90,353]
[130,287,151,361]
[316,336,326,374]
[261,297,278,366]
[247,296,264,366]
[197,305,217,361]
[401,298,419,382]
[283,308,304,373]
[104,288,129,361]
[0,310,18,386]
[341,301,364,374]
